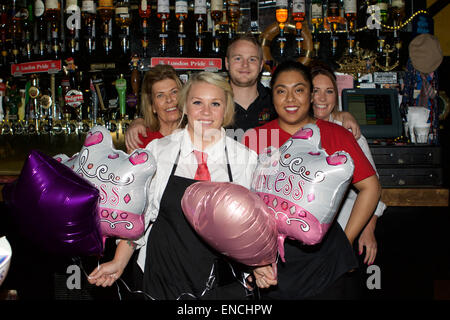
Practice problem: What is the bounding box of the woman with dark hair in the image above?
[243,60,381,299]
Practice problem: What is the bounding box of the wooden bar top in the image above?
[381,188,449,207]
[0,175,448,207]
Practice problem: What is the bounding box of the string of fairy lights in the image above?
[315,2,429,34]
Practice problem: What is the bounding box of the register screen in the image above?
[346,93,393,126]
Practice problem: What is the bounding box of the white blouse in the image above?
[135,127,258,271]
[330,117,387,229]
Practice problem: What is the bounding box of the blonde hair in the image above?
[140,64,183,131]
[178,72,235,128]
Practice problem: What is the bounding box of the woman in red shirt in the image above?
[125,64,182,153]
[243,60,381,299]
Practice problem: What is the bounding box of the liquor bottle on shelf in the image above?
[194,0,207,55]
[157,0,170,56]
[227,0,240,39]
[97,0,114,57]
[115,0,132,60]
[23,0,34,62]
[292,0,305,57]
[250,0,259,33]
[391,0,405,59]
[344,0,357,31]
[0,3,8,68]
[326,0,341,56]
[210,0,223,54]
[275,0,288,57]
[35,0,47,60]
[81,0,96,57]
[377,0,389,25]
[175,0,188,56]
[310,0,323,31]
[326,0,341,32]
[10,0,24,64]
[391,0,405,27]
[65,0,81,60]
[343,0,357,55]
[310,0,322,58]
[139,0,151,58]
[44,0,61,60]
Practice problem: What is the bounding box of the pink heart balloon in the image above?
[252,123,354,262]
[181,182,278,267]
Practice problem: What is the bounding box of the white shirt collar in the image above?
[180,127,226,161]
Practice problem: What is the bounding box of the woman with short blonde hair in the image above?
[178,72,235,129]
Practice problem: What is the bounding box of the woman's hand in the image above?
[336,111,361,140]
[125,118,147,153]
[88,240,136,287]
[253,264,277,289]
[358,215,378,265]
[88,259,125,287]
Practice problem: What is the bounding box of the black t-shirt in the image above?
[230,82,277,132]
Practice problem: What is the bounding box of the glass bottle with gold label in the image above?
[210,0,223,54]
[23,0,34,62]
[227,0,240,38]
[275,0,288,56]
[65,0,81,59]
[44,0,61,60]
[292,0,305,57]
[175,0,188,56]
[115,0,131,59]
[35,0,47,59]
[157,0,170,56]
[194,0,207,55]
[97,0,114,57]
[10,0,24,64]
[0,3,9,67]
[391,0,405,59]
[344,0,357,54]
[139,0,151,58]
[81,0,96,57]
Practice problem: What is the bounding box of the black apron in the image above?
[143,148,248,300]
[262,220,359,299]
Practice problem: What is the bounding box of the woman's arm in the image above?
[125,117,147,153]
[333,111,361,140]
[88,240,136,287]
[344,175,381,245]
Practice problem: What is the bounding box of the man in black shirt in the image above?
[224,34,277,132]
[124,35,277,150]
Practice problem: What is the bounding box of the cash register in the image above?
[341,88,443,188]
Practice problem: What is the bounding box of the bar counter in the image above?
[0,132,448,206]
[1,176,448,207]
